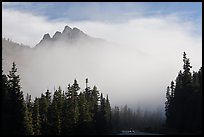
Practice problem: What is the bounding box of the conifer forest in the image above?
[1,52,202,135]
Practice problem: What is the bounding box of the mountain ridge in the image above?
[35,25,106,48]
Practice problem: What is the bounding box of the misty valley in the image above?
[2,25,202,135]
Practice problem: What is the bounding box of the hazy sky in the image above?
[2,2,202,113]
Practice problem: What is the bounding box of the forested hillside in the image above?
[1,52,202,135]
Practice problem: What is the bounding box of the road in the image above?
[117,130,162,135]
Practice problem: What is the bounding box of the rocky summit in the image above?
[35,25,92,48]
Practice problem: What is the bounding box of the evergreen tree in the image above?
[97,93,107,133]
[49,87,63,135]
[84,78,91,102]
[65,80,80,134]
[38,91,50,135]
[191,68,202,133]
[165,81,175,128]
[111,106,120,132]
[25,93,32,111]
[24,103,34,135]
[6,62,27,135]
[2,70,9,134]
[61,94,69,134]
[78,92,92,133]
[105,95,112,133]
[32,97,41,135]
[90,85,100,130]
[165,52,202,133]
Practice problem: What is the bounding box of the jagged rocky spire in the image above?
[35,25,95,48]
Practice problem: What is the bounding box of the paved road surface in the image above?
[117,130,162,135]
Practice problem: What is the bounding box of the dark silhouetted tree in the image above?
[165,52,202,133]
[32,97,41,135]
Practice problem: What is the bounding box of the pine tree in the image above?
[78,92,92,133]
[181,52,193,131]
[25,93,32,110]
[49,86,63,135]
[165,81,175,128]
[98,93,106,133]
[61,94,69,135]
[196,67,202,132]
[111,106,120,132]
[105,94,112,133]
[32,97,41,135]
[45,89,53,135]
[191,68,202,133]
[165,52,202,133]
[84,78,91,101]
[38,91,50,135]
[64,80,80,134]
[90,85,99,130]
[2,70,9,134]
[24,103,34,135]
[6,62,27,135]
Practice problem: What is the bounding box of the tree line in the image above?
[111,105,164,133]
[1,62,111,135]
[1,52,202,135]
[1,62,166,135]
[165,52,202,134]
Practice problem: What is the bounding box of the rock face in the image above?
[35,25,95,48]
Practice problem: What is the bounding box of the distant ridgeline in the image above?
[2,25,108,73]
[2,38,30,48]
[2,25,107,50]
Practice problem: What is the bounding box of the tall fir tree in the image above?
[38,91,50,135]
[90,85,100,130]
[49,87,63,135]
[24,103,34,135]
[78,92,92,133]
[2,70,9,134]
[165,52,202,133]
[105,94,112,133]
[65,80,80,134]
[6,62,28,135]
[32,97,41,135]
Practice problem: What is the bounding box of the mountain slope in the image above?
[2,38,33,72]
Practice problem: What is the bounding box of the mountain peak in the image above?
[72,27,84,34]
[35,25,106,48]
[53,31,62,40]
[73,27,81,31]
[42,33,51,40]
[62,25,72,34]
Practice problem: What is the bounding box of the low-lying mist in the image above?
[2,36,201,118]
[2,11,202,118]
